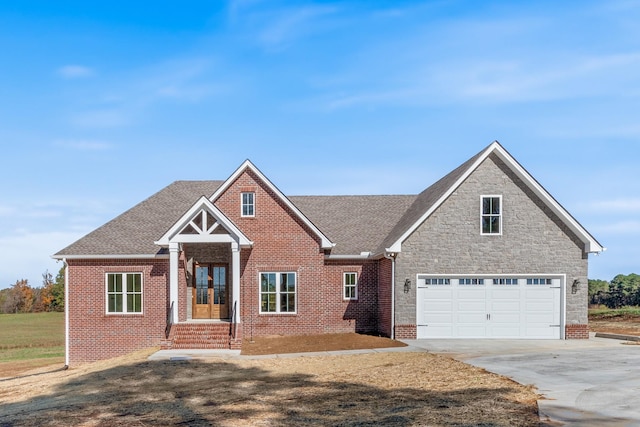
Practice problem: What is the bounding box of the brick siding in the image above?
[565,324,589,339]
[66,259,169,363]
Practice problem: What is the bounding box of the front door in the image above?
[193,263,229,319]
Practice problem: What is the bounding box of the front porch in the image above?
[154,196,253,350]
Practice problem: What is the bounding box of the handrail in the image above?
[165,301,174,339]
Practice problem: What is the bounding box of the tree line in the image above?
[589,273,640,308]
[0,267,65,314]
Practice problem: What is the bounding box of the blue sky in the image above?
[1,0,639,289]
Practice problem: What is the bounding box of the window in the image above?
[493,278,519,285]
[260,272,296,313]
[481,195,502,235]
[241,192,255,217]
[344,272,358,300]
[106,273,142,314]
[425,278,450,285]
[527,278,552,285]
[458,278,485,285]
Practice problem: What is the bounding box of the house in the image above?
[53,142,604,364]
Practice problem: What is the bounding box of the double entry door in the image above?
[193,263,229,319]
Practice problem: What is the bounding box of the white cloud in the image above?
[65,57,221,129]
[57,65,94,79]
[257,5,338,49]
[54,139,114,150]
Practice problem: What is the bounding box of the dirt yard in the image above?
[0,334,540,426]
[589,316,640,336]
[240,332,407,355]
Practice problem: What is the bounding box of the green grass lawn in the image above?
[0,312,64,363]
[589,306,640,319]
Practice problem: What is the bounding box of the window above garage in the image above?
[481,195,502,235]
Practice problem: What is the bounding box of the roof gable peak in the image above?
[385,141,603,255]
[210,159,335,250]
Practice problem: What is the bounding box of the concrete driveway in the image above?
[404,336,640,426]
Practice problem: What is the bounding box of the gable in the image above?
[410,153,586,254]
[155,196,252,246]
[212,167,332,250]
[384,141,604,255]
[210,160,334,250]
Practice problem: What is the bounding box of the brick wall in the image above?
[565,324,589,339]
[214,169,380,339]
[395,153,589,339]
[66,258,169,364]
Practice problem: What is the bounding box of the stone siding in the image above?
[394,153,589,337]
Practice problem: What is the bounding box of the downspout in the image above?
[63,258,69,367]
[384,252,396,339]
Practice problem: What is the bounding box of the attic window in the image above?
[241,192,255,217]
[481,195,501,235]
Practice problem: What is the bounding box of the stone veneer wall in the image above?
[394,153,589,339]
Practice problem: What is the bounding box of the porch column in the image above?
[169,241,180,323]
[232,241,241,323]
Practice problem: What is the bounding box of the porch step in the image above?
[163,322,234,350]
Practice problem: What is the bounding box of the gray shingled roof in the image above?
[289,195,416,255]
[378,147,485,253]
[55,181,223,257]
[55,146,490,258]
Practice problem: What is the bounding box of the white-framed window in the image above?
[241,192,255,217]
[458,278,485,285]
[527,278,553,285]
[481,195,502,235]
[260,272,296,313]
[343,272,358,300]
[106,272,142,314]
[425,278,450,285]
[493,278,519,285]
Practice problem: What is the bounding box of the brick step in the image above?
[173,337,230,344]
[166,322,234,350]
[171,342,229,349]
[173,325,230,334]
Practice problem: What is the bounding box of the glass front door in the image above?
[193,263,228,319]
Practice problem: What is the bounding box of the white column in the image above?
[232,241,241,324]
[169,242,180,323]
[64,259,69,366]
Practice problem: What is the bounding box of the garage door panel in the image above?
[457,312,487,323]
[417,275,562,339]
[525,288,556,298]
[457,300,486,311]
[526,312,556,323]
[491,288,521,298]
[491,300,521,311]
[492,312,521,323]
[423,313,454,323]
[458,288,485,298]
[422,301,454,311]
[526,300,555,311]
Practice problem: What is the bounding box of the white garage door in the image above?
[416,276,562,339]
